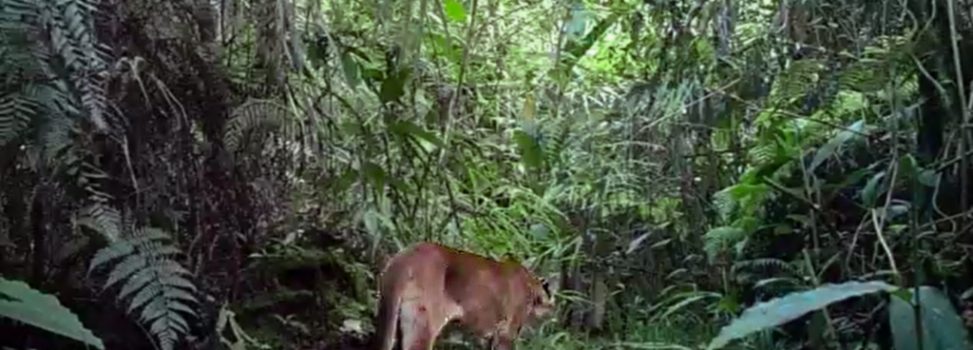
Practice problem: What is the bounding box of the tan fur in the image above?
[375,242,555,350]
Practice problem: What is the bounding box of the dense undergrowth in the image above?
[2,0,973,349]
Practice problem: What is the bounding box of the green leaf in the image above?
[707,280,898,350]
[0,278,105,349]
[890,286,973,350]
[340,50,361,87]
[389,120,444,148]
[362,162,388,189]
[512,130,543,169]
[809,119,865,173]
[443,0,467,22]
[379,68,411,104]
[918,169,940,188]
[657,292,722,320]
[861,171,886,207]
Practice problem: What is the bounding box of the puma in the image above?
[375,242,555,350]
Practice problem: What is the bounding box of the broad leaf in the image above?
[809,119,865,173]
[443,0,467,22]
[390,120,444,148]
[339,50,361,87]
[512,129,543,170]
[379,68,411,104]
[707,280,898,349]
[890,286,973,350]
[0,277,105,349]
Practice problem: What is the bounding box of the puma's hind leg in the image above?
[399,298,451,350]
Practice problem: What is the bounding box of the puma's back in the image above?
[375,242,554,350]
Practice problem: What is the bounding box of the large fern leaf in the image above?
[0,88,38,146]
[89,228,198,350]
[36,0,110,130]
[771,59,824,104]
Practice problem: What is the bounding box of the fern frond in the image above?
[732,258,795,275]
[78,203,121,240]
[71,156,125,249]
[88,228,172,272]
[544,119,573,170]
[89,228,198,350]
[703,226,749,262]
[224,98,296,153]
[35,0,110,130]
[771,59,823,103]
[0,87,38,146]
[747,143,777,168]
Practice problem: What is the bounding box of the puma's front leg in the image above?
[489,334,516,350]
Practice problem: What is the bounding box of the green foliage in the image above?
[703,226,747,262]
[1,0,121,243]
[0,87,36,146]
[442,0,467,23]
[0,277,105,349]
[0,0,109,133]
[88,228,198,350]
[890,286,973,350]
[4,0,972,349]
[707,281,898,349]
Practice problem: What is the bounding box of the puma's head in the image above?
[529,276,556,320]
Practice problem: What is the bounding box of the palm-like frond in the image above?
[89,227,198,350]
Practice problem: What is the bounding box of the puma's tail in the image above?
[375,275,402,350]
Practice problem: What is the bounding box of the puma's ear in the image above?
[523,256,536,270]
[542,274,560,295]
[524,254,546,271]
[525,249,556,271]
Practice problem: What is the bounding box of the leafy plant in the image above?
[890,286,973,350]
[0,277,105,349]
[88,227,199,350]
[707,280,898,349]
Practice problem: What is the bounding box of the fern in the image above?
[224,98,297,153]
[0,87,38,146]
[35,0,110,130]
[0,1,42,147]
[840,35,916,94]
[89,227,199,350]
[774,59,824,101]
[1,0,120,243]
[702,226,748,262]
[732,258,793,273]
[544,118,573,174]
[77,201,122,241]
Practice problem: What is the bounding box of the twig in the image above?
[869,208,900,278]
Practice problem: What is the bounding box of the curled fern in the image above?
[224,98,296,153]
[88,228,198,350]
